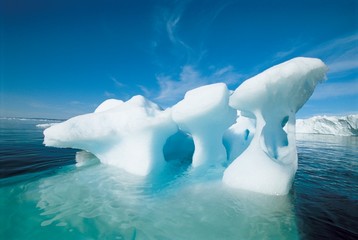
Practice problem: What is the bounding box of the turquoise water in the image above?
[0,119,357,239]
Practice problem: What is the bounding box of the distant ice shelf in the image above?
[296,114,358,136]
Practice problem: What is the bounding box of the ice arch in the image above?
[44,96,177,176]
[172,83,237,167]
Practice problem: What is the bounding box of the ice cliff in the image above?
[296,114,358,136]
[44,57,328,195]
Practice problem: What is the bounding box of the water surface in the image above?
[0,119,357,239]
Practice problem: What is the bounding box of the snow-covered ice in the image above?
[223,113,255,162]
[43,57,329,195]
[223,57,327,195]
[44,95,177,176]
[94,99,123,113]
[296,114,358,136]
[172,83,236,167]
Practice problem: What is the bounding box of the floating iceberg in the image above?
[94,99,123,113]
[44,96,177,176]
[223,57,327,195]
[296,114,358,136]
[223,113,256,163]
[44,57,328,195]
[172,83,236,167]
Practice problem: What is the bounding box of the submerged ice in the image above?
[44,57,328,195]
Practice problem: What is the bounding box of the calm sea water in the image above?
[0,118,357,239]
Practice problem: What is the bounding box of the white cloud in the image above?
[269,33,357,77]
[155,66,204,103]
[153,65,243,106]
[328,60,358,74]
[304,33,358,75]
[311,80,358,99]
[305,34,358,57]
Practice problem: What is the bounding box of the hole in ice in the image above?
[163,130,194,164]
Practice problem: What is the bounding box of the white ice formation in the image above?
[94,99,123,113]
[296,114,358,136]
[223,57,327,195]
[44,96,177,176]
[223,113,256,162]
[172,83,236,167]
[44,57,328,195]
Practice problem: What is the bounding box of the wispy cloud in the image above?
[270,33,358,76]
[311,80,358,99]
[305,34,358,57]
[110,76,125,88]
[328,60,358,74]
[137,85,152,97]
[152,0,234,69]
[152,65,243,106]
[104,91,116,98]
[304,33,358,75]
[166,14,182,45]
[152,1,192,60]
[155,66,204,103]
[273,46,301,60]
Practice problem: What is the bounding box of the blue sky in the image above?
[1,0,357,119]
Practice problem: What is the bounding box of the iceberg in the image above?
[296,114,358,136]
[223,113,256,162]
[43,57,328,195]
[223,57,327,195]
[94,99,123,113]
[44,95,177,176]
[172,83,236,167]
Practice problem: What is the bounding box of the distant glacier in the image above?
[296,114,358,136]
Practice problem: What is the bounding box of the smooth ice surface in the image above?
[44,96,177,176]
[296,114,358,136]
[172,83,236,167]
[223,112,256,162]
[94,99,123,113]
[224,57,328,195]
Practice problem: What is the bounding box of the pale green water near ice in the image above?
[0,161,299,240]
[0,119,357,239]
